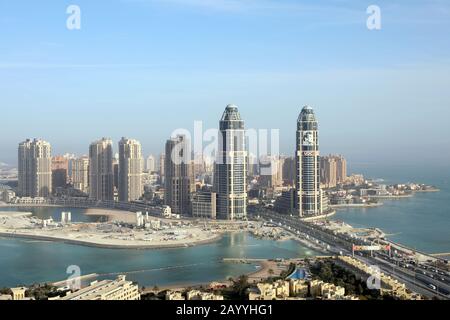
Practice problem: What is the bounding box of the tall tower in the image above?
[296,106,322,216]
[72,156,90,195]
[89,138,114,201]
[146,155,156,173]
[214,104,247,220]
[164,135,194,215]
[118,138,143,202]
[18,139,52,197]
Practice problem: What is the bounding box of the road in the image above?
[249,205,450,300]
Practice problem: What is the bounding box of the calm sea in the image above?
[0,207,318,288]
[332,163,450,254]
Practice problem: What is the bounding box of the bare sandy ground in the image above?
[83,208,137,224]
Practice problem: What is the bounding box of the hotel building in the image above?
[296,106,322,216]
[214,104,247,220]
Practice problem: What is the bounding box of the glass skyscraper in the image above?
[214,104,247,220]
[296,106,322,216]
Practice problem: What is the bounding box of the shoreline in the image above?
[0,231,223,250]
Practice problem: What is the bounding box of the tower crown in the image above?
[298,105,317,123]
[221,104,242,121]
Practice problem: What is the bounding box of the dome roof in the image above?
[298,105,316,122]
[221,104,242,121]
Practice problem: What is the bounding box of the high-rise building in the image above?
[259,155,283,188]
[335,155,347,184]
[320,154,347,187]
[18,139,52,197]
[164,135,195,215]
[320,156,337,188]
[214,104,247,220]
[159,153,165,184]
[146,155,156,173]
[191,191,217,219]
[52,156,69,192]
[118,138,143,202]
[71,156,89,195]
[89,138,114,201]
[296,106,322,217]
[282,156,296,186]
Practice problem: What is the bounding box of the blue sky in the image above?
[1,0,450,169]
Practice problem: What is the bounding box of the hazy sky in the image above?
[1,0,450,169]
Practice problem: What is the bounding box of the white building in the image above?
[56,275,140,300]
[18,139,52,197]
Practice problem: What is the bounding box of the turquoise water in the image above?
[333,163,450,254]
[1,163,449,287]
[0,208,318,287]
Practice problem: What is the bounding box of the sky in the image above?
[0,0,450,170]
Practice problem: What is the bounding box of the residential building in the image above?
[118,137,143,202]
[71,156,89,194]
[56,275,140,300]
[18,139,52,197]
[164,135,195,215]
[89,138,114,201]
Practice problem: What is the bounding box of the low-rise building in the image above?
[191,191,217,219]
[186,290,224,301]
[55,275,140,300]
[165,291,185,301]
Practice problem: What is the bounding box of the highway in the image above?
[249,205,450,300]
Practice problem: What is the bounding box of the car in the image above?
[428,284,437,290]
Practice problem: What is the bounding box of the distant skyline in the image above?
[1,0,450,167]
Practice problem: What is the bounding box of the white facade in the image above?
[18,139,52,197]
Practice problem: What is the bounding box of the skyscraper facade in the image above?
[118,138,143,202]
[164,135,195,215]
[296,106,322,217]
[320,155,337,188]
[18,139,52,197]
[214,104,247,220]
[159,153,165,184]
[89,138,114,201]
[52,155,69,192]
[335,155,347,184]
[72,156,90,195]
[146,155,156,173]
[320,154,347,187]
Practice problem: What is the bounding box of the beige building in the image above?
[89,138,114,201]
[320,155,347,188]
[186,290,224,301]
[165,291,185,300]
[164,135,195,215]
[56,275,140,300]
[18,139,52,197]
[118,137,143,202]
[290,279,309,297]
[71,156,89,194]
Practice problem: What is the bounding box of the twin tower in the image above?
[215,104,322,220]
